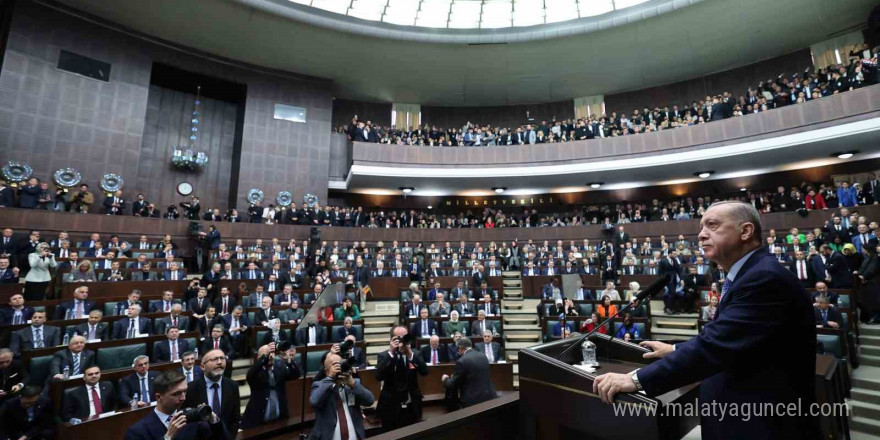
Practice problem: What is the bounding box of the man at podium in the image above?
[593,201,817,440]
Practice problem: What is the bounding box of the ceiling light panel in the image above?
[312,0,351,15]
[579,0,613,17]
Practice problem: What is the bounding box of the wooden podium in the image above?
[518,333,700,440]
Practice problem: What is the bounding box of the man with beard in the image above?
[375,325,428,432]
[184,349,241,439]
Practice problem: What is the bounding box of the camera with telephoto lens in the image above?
[337,338,357,374]
[181,404,212,423]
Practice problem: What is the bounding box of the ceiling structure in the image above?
[53,0,875,105]
[340,118,880,196]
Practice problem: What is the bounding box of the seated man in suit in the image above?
[112,304,152,339]
[372,261,387,277]
[476,293,499,316]
[295,321,327,346]
[194,306,221,336]
[118,355,159,406]
[309,351,374,440]
[188,288,211,320]
[163,260,188,281]
[213,287,237,317]
[335,316,361,342]
[156,304,189,336]
[180,351,204,384]
[522,261,540,277]
[148,290,177,314]
[453,294,476,317]
[470,310,496,337]
[254,295,278,326]
[10,311,60,356]
[115,290,144,316]
[49,335,96,380]
[127,254,149,270]
[426,281,445,301]
[421,334,450,365]
[53,285,97,320]
[0,348,26,405]
[474,330,504,363]
[0,293,34,325]
[550,315,574,339]
[239,262,264,280]
[125,369,227,440]
[442,338,497,408]
[428,292,450,317]
[411,307,439,338]
[153,326,190,363]
[0,256,19,284]
[448,280,470,302]
[473,281,497,301]
[404,293,425,318]
[61,365,117,422]
[811,281,839,306]
[222,306,250,358]
[273,284,299,307]
[247,285,271,311]
[0,385,56,440]
[129,262,158,281]
[200,325,234,361]
[814,295,843,329]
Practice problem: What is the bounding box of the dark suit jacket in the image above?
[53,300,98,320]
[442,349,497,408]
[0,361,27,401]
[152,339,191,363]
[334,325,360,342]
[118,371,159,404]
[188,298,211,316]
[0,395,55,439]
[49,349,96,377]
[474,342,504,362]
[0,269,18,284]
[130,271,158,281]
[410,318,439,338]
[637,249,816,440]
[789,259,814,287]
[193,315,222,336]
[73,322,110,341]
[155,315,190,336]
[10,325,61,355]
[308,377,373,440]
[254,308,278,325]
[200,337,234,359]
[420,345,451,363]
[825,251,853,288]
[294,326,327,346]
[0,306,34,325]
[0,186,14,208]
[184,376,241,439]
[240,357,301,429]
[814,306,844,328]
[112,317,153,339]
[181,366,204,383]
[61,381,117,421]
[212,296,238,315]
[124,409,227,440]
[375,350,429,423]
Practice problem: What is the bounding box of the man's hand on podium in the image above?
[593,373,637,404]
[640,341,674,359]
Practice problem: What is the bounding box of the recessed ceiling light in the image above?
[493,187,506,194]
[399,187,414,194]
[587,182,604,189]
[694,171,714,179]
[831,150,859,159]
[740,187,748,192]
[427,205,432,209]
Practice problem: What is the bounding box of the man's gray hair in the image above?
[708,201,763,243]
[456,337,473,350]
[132,355,149,366]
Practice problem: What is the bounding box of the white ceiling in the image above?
[52,0,875,105]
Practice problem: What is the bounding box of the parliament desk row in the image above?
[405,316,504,335]
[541,317,652,341]
[246,322,366,348]
[56,350,514,440]
[538,300,651,320]
[521,275,678,298]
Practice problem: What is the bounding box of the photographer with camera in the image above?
[71,183,93,213]
[24,242,56,300]
[375,325,428,432]
[241,342,301,429]
[179,196,200,221]
[125,370,227,440]
[309,347,374,440]
[164,205,179,220]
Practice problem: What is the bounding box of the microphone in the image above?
[556,273,671,361]
[631,273,672,304]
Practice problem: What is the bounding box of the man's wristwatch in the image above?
[631,370,643,391]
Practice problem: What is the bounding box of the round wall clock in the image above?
[177,182,193,196]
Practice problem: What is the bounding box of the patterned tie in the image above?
[186,371,192,382]
[73,353,80,374]
[171,341,178,361]
[432,349,437,364]
[76,301,83,318]
[91,386,103,416]
[35,328,43,348]
[89,325,96,340]
[140,377,149,403]
[718,278,732,313]
[13,312,20,325]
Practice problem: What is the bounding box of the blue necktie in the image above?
[73,353,80,375]
[140,377,149,403]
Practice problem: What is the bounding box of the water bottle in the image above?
[69,418,82,425]
[131,393,139,410]
[62,365,70,380]
[66,309,74,320]
[62,332,70,346]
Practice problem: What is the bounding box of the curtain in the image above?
[811,31,865,69]
[574,96,605,119]
[392,103,421,129]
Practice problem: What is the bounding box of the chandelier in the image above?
[171,85,209,171]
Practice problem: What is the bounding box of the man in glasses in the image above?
[183,349,240,440]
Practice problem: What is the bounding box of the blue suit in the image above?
[637,249,816,440]
[308,377,374,440]
[125,409,227,440]
[851,233,876,253]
